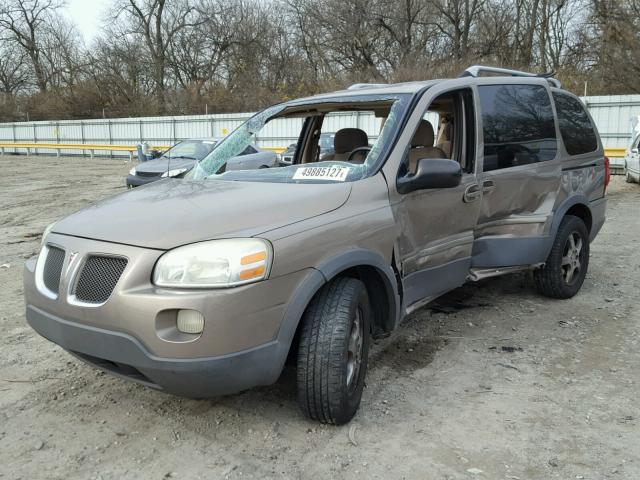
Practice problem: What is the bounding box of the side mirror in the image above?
[397,158,462,194]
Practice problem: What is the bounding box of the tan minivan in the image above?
[24,66,608,424]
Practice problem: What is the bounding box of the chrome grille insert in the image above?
[73,255,127,304]
[42,246,65,294]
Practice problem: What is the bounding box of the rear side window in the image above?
[553,92,598,156]
[479,85,557,172]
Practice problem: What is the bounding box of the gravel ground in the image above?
[0,155,639,480]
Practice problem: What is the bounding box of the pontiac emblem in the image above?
[67,251,78,273]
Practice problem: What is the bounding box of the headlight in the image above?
[161,168,188,178]
[41,222,56,247]
[129,167,136,175]
[153,239,272,288]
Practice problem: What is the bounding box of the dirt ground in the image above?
[0,155,638,480]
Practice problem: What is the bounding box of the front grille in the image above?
[136,171,162,178]
[43,246,65,294]
[74,255,127,304]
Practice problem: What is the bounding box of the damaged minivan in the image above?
[24,66,608,424]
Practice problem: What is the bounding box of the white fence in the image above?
[0,94,638,158]
[0,111,383,157]
[583,95,640,149]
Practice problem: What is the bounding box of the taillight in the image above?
[604,156,611,192]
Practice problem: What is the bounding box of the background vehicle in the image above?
[318,132,337,159]
[126,138,277,187]
[278,143,297,165]
[278,132,337,166]
[624,133,640,183]
[25,66,607,425]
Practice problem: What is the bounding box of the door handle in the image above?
[482,179,495,195]
[463,183,481,203]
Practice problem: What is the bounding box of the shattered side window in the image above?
[188,94,411,184]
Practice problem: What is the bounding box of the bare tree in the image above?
[0,0,66,92]
[113,0,199,110]
[0,40,31,95]
[0,0,638,122]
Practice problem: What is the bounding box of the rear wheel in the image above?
[534,215,589,299]
[296,277,370,425]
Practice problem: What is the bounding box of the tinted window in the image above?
[479,85,557,171]
[553,92,598,156]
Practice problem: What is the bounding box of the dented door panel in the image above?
[475,162,559,239]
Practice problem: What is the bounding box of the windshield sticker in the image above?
[293,166,351,182]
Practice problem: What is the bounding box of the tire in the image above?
[296,276,371,425]
[626,170,635,183]
[534,215,589,299]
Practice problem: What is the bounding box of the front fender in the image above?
[316,248,401,331]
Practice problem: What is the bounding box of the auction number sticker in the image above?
[293,166,351,181]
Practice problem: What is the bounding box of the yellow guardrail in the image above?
[262,146,287,154]
[0,142,286,159]
[605,148,626,158]
[0,142,172,161]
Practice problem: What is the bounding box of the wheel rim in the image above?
[346,307,364,389]
[561,231,584,285]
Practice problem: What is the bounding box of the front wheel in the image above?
[626,170,635,183]
[296,277,371,424]
[534,215,589,299]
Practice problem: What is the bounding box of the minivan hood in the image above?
[135,157,197,174]
[52,179,352,249]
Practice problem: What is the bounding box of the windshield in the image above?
[163,139,217,161]
[189,94,411,184]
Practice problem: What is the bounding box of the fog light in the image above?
[176,310,205,334]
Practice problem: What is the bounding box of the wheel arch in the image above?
[551,196,593,237]
[274,249,401,374]
[543,196,593,261]
[314,249,401,336]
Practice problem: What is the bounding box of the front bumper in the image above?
[26,305,283,397]
[24,233,318,397]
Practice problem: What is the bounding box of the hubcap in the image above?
[346,307,364,389]
[561,231,584,285]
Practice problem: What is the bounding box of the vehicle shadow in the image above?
[191,271,536,413]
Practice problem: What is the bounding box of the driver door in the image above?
[389,86,482,311]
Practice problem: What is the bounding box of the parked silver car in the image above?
[278,132,337,166]
[126,138,277,187]
[624,132,640,183]
[25,66,608,424]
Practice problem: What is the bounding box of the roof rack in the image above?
[459,65,561,88]
[347,83,389,90]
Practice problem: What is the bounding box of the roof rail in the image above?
[347,83,389,90]
[459,65,561,88]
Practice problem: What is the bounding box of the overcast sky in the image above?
[64,0,112,42]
